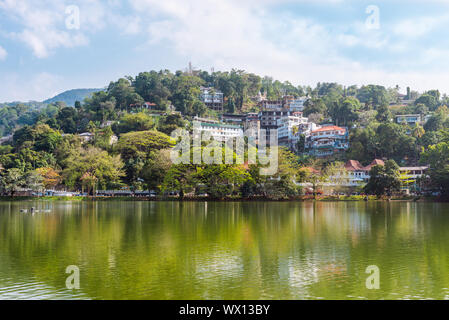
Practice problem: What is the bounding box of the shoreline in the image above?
[0,195,443,202]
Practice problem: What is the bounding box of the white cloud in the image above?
[4,0,449,96]
[0,72,65,102]
[0,46,7,60]
[393,15,449,38]
[0,0,90,58]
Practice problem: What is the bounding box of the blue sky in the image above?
[1,0,449,102]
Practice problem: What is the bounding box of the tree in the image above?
[113,113,155,134]
[420,141,449,197]
[364,160,401,197]
[415,93,438,111]
[117,130,174,186]
[107,78,144,111]
[375,104,392,122]
[140,149,172,192]
[63,147,125,192]
[412,124,425,138]
[36,167,61,189]
[194,164,249,199]
[300,167,327,199]
[0,168,25,196]
[26,171,44,194]
[303,98,326,116]
[356,85,389,109]
[328,97,360,126]
[117,130,174,160]
[157,114,186,135]
[56,107,78,133]
[323,161,348,194]
[162,164,196,199]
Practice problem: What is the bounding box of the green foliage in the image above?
[63,146,125,191]
[421,140,449,196]
[194,165,249,199]
[356,85,390,109]
[157,114,186,135]
[140,149,172,191]
[113,112,155,134]
[364,160,401,197]
[117,130,174,160]
[415,93,439,111]
[0,168,25,196]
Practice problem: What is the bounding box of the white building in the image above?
[286,97,308,112]
[308,126,349,157]
[193,118,243,141]
[200,87,224,112]
[277,112,309,148]
[79,132,94,143]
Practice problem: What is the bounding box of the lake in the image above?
[0,200,449,300]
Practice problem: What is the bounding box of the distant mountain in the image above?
[43,88,103,106]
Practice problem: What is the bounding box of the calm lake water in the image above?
[1,200,449,300]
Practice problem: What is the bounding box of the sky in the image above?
[1,0,449,102]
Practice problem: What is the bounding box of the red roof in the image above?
[311,126,346,133]
[345,159,385,172]
[345,160,364,171]
[301,167,320,174]
[364,159,385,171]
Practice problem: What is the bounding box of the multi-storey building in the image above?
[200,87,224,112]
[276,112,309,148]
[244,113,260,141]
[259,109,291,145]
[260,100,283,110]
[193,117,243,141]
[283,96,308,112]
[308,125,349,157]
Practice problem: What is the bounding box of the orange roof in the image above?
[345,159,385,171]
[345,160,364,171]
[301,167,320,174]
[311,126,346,133]
[364,159,385,171]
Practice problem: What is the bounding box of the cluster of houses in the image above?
[196,89,349,157]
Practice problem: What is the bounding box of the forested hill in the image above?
[43,88,102,106]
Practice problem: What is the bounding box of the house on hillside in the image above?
[308,125,349,157]
[79,132,94,143]
[344,159,429,191]
[395,114,422,126]
[344,159,385,185]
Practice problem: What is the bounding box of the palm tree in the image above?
[412,124,425,138]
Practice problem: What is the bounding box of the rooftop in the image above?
[312,126,346,133]
[345,159,385,172]
[200,122,242,129]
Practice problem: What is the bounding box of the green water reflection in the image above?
[0,201,449,300]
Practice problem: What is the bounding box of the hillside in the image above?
[43,88,102,106]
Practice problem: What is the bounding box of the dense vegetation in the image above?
[0,68,449,198]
